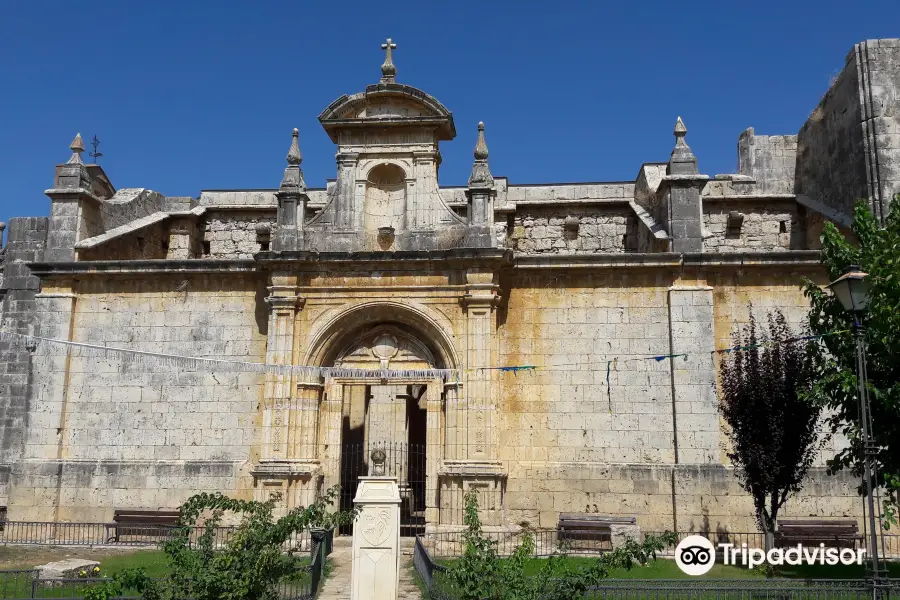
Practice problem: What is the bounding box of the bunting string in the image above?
[0,328,849,384]
[0,331,457,382]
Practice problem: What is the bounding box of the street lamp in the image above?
[826,265,883,591]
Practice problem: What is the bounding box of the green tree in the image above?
[442,491,676,600]
[718,309,822,543]
[803,200,900,526]
[84,486,355,600]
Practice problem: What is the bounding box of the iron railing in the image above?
[422,528,614,558]
[413,534,900,599]
[0,521,311,551]
[339,441,427,536]
[0,542,325,599]
[582,578,899,599]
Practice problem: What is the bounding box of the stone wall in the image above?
[508,207,637,254]
[737,131,798,195]
[8,273,267,521]
[501,462,861,532]
[493,267,857,532]
[201,211,276,259]
[795,39,900,223]
[497,271,679,467]
[79,220,169,261]
[702,201,802,252]
[709,267,848,467]
[0,218,48,506]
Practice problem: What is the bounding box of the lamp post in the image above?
[826,265,883,592]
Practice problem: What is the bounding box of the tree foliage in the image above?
[442,491,677,600]
[718,309,821,535]
[803,200,900,525]
[83,486,354,600]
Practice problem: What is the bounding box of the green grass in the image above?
[97,550,171,578]
[0,549,323,599]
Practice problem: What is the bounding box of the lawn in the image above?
[0,546,320,599]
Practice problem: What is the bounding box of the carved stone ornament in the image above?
[371,448,387,475]
[362,506,391,546]
[371,334,399,361]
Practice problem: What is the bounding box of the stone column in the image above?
[425,380,444,523]
[366,385,398,448]
[351,477,401,600]
[291,382,322,460]
[667,284,718,464]
[320,380,344,494]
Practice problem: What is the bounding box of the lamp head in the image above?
[826,265,870,313]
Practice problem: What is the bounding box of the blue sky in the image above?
[1,0,899,237]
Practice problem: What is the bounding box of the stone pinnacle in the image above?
[474,122,489,161]
[287,128,302,166]
[67,133,85,164]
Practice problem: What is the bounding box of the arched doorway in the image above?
[334,327,433,535]
[305,303,460,536]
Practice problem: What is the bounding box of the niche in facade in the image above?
[364,163,407,235]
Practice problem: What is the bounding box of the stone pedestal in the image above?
[351,477,401,600]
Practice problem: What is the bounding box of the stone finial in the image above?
[279,127,306,192]
[287,128,302,166]
[474,122,489,161]
[468,121,494,188]
[0,221,5,250]
[669,116,698,175]
[67,133,85,165]
[380,37,397,83]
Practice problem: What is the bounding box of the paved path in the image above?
[316,536,422,600]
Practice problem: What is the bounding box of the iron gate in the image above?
[339,442,427,536]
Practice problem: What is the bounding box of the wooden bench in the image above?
[557,514,636,551]
[774,519,862,549]
[106,510,181,543]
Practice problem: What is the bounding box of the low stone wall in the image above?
[508,207,637,254]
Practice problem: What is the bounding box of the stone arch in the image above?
[303,300,459,374]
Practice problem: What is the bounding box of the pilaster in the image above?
[460,269,500,460]
[667,283,718,464]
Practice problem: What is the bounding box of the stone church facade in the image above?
[1,38,898,534]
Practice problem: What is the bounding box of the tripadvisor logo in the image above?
[674,535,866,576]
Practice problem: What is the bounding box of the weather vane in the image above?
[89,135,103,163]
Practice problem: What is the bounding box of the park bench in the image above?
[557,514,636,551]
[106,509,181,543]
[774,519,862,549]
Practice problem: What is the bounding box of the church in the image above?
[1,38,898,536]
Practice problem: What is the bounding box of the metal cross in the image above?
[89,134,103,163]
